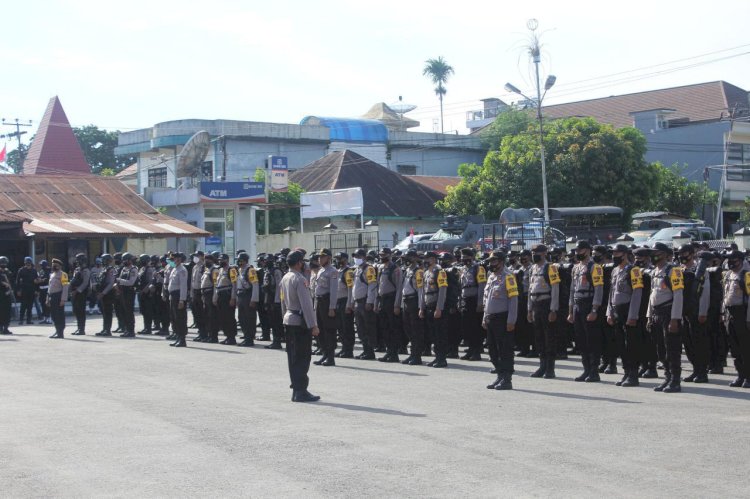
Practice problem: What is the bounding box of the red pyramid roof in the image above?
[23,96,90,175]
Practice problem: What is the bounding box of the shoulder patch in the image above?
[630,267,643,289]
[670,267,684,291]
[548,265,561,285]
[437,270,448,288]
[476,265,487,284]
[366,266,377,284]
[248,268,258,284]
[744,272,750,296]
[345,269,354,287]
[229,268,238,283]
[505,274,519,298]
[415,268,424,288]
[591,264,604,286]
[61,272,69,286]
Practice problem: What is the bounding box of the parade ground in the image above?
[2,317,748,498]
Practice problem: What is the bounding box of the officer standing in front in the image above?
[47,259,70,339]
[116,253,138,338]
[236,253,260,347]
[459,247,486,361]
[213,253,238,345]
[95,254,116,337]
[168,252,189,347]
[721,250,750,388]
[400,249,425,365]
[420,251,449,368]
[483,250,518,390]
[70,253,91,336]
[351,248,378,360]
[312,248,338,366]
[527,244,560,379]
[280,250,321,402]
[375,247,403,363]
[647,242,685,393]
[568,241,605,382]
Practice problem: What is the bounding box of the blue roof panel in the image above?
[300,116,388,143]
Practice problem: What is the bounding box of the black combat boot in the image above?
[654,372,672,392]
[642,362,658,378]
[543,358,556,379]
[692,368,709,383]
[575,355,590,382]
[486,375,503,389]
[604,360,618,375]
[663,368,682,393]
[530,357,546,377]
[729,377,745,387]
[682,371,698,382]
[495,376,513,390]
[621,369,639,387]
[408,356,423,366]
[585,354,601,382]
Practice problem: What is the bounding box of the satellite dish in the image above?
[175,130,211,178]
[389,95,417,114]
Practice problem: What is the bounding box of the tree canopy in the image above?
[253,169,305,234]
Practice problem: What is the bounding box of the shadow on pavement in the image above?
[334,365,428,377]
[64,337,105,343]
[182,346,244,354]
[679,384,750,401]
[513,388,641,404]
[0,337,18,341]
[314,401,426,417]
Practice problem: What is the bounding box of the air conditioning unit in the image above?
[658,120,669,130]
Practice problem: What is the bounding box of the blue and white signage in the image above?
[205,236,222,245]
[200,181,265,203]
[269,155,288,192]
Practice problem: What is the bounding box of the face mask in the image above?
[634,260,646,268]
[576,252,587,261]
[592,255,603,264]
[220,261,228,267]
[462,259,472,266]
[381,256,390,262]
[52,265,60,271]
[532,254,542,264]
[193,257,200,264]
[612,256,624,266]
[651,254,663,264]
[354,258,363,266]
[728,259,740,269]
[679,256,690,264]
[167,260,176,268]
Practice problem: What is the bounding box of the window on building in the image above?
[396,164,417,175]
[728,143,750,166]
[201,161,213,181]
[147,167,167,188]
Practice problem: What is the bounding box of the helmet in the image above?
[150,254,159,263]
[122,252,134,263]
[210,251,221,260]
[24,256,33,264]
[237,253,249,263]
[101,254,113,265]
[366,250,378,260]
[40,260,49,267]
[113,252,123,262]
[75,253,87,265]
[138,254,150,266]
[0,256,8,266]
[438,251,454,261]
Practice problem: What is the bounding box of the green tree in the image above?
[5,143,28,173]
[422,56,454,133]
[437,117,661,223]
[73,125,136,174]
[253,169,305,234]
[648,163,717,217]
[479,107,533,150]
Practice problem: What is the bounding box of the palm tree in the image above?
[422,56,454,133]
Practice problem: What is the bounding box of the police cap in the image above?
[488,250,506,260]
[379,247,392,255]
[405,249,418,258]
[318,248,332,257]
[612,244,630,253]
[633,247,651,257]
[460,247,475,257]
[424,250,439,259]
[237,252,249,262]
[697,250,714,261]
[651,242,671,254]
[286,250,304,266]
[335,251,349,260]
[575,241,592,250]
[531,244,548,253]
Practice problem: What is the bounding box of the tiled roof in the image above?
[542,81,748,129]
[0,175,207,237]
[404,175,460,195]
[290,150,444,218]
[115,163,138,178]
[23,96,91,175]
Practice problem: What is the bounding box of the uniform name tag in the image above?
[506,275,519,298]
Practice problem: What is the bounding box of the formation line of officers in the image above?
[1,238,749,401]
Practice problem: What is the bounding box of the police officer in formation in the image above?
[4,239,750,397]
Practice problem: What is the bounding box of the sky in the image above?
[2,0,750,149]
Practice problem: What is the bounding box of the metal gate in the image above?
[314,230,379,256]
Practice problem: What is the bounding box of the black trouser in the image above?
[191,289,205,334]
[573,298,603,371]
[336,297,355,353]
[101,293,114,332]
[725,305,750,379]
[707,311,728,369]
[39,289,49,318]
[19,289,34,322]
[515,295,531,352]
[268,302,284,344]
[402,296,424,356]
[378,293,400,355]
[120,288,136,333]
[682,313,710,374]
[0,293,11,330]
[461,296,482,353]
[315,294,337,358]
[138,291,154,332]
[49,291,65,335]
[614,303,642,372]
[216,290,236,339]
[159,293,170,331]
[202,291,217,339]
[601,317,618,366]
[170,290,188,339]
[424,304,447,360]
[285,325,312,391]
[531,299,555,360]
[114,290,125,329]
[651,308,682,378]
[258,297,271,338]
[237,292,257,338]
[354,298,377,353]
[444,307,460,353]
[73,291,87,333]
[486,312,513,378]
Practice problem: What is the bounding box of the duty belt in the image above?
[652,301,673,311]
[39,286,49,290]
[487,311,508,318]
[403,293,417,299]
[288,309,303,317]
[216,286,232,292]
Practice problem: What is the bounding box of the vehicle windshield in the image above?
[628,230,656,244]
[647,228,680,242]
[430,229,461,241]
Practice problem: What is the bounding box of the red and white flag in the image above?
[0,144,6,163]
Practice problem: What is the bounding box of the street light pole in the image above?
[533,54,550,227]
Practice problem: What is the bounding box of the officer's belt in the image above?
[379,291,395,298]
[652,301,673,311]
[288,309,304,317]
[531,292,550,297]
[355,297,367,304]
[486,311,508,319]
[574,297,593,304]
[216,286,232,292]
[403,293,417,300]
[315,293,330,299]
[39,286,49,290]
[461,284,477,289]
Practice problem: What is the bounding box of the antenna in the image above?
[175,130,211,179]
[388,96,417,132]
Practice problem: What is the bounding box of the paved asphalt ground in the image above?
[2,316,749,498]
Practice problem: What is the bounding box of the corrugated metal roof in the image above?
[405,175,460,195]
[0,175,208,237]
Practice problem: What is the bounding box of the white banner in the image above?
[301,187,363,219]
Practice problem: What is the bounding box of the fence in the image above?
[477,222,566,251]
[314,230,380,256]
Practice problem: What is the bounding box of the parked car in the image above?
[393,233,434,252]
[620,229,659,246]
[415,215,485,253]
[645,226,716,247]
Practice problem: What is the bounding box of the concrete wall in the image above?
[215,137,329,182]
[126,238,168,256]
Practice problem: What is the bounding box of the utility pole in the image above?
[2,118,33,170]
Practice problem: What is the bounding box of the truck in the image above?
[414,215,485,253]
